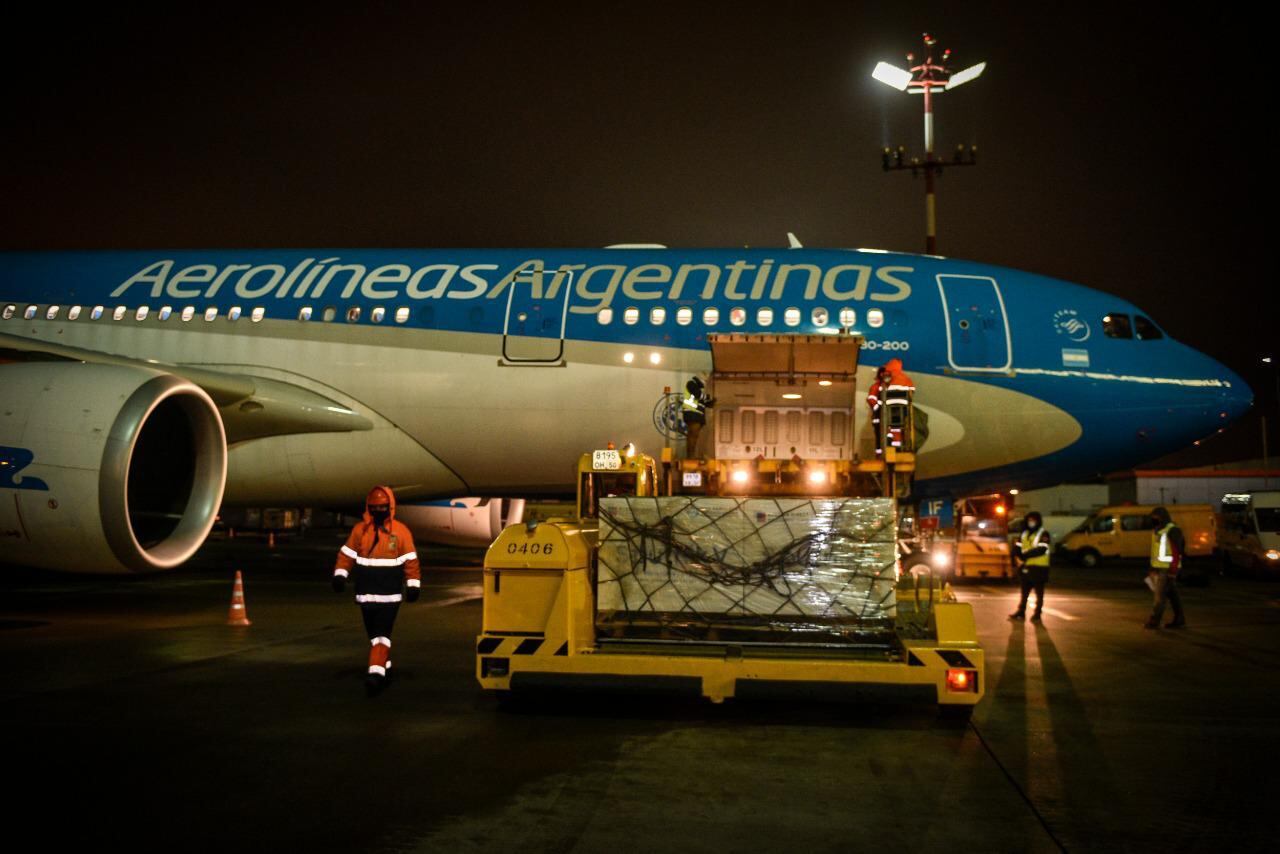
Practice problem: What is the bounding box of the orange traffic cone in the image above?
[227,570,252,626]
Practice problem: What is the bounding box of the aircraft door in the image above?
[936,274,1012,372]
[501,265,574,365]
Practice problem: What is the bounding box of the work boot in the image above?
[1143,619,1160,630]
[1165,619,1186,629]
[365,673,385,697]
[1008,611,1025,621]
[1030,612,1042,623]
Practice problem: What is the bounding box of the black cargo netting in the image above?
[596,497,899,641]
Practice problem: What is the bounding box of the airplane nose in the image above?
[1214,361,1253,424]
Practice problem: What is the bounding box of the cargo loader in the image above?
[475,333,982,713]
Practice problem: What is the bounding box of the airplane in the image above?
[0,244,1252,573]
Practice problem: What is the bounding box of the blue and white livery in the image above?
[0,246,1251,572]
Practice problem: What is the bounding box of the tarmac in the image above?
[2,531,1277,853]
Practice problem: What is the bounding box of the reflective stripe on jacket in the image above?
[1150,523,1180,571]
[334,485,421,597]
[1019,528,1050,567]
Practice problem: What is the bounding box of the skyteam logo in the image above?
[1052,308,1090,343]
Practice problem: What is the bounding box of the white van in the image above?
[1217,492,1280,577]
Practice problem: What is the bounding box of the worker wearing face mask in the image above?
[332,485,421,695]
[1009,511,1051,622]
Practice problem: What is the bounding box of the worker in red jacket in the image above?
[333,485,421,695]
[868,359,915,456]
[866,364,890,457]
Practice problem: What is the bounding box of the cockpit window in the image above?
[1103,313,1133,339]
[1134,315,1163,340]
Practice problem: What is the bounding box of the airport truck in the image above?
[1217,491,1280,577]
[949,494,1014,580]
[475,333,983,714]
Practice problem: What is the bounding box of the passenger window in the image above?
[251,307,265,322]
[322,307,337,323]
[1,304,14,320]
[1121,514,1154,532]
[135,306,150,321]
[1134,315,1163,340]
[370,307,386,323]
[227,306,242,321]
[1103,313,1133,339]
[25,305,38,319]
[158,306,172,321]
[1091,515,1115,534]
[623,308,639,325]
[597,307,614,325]
[298,306,313,321]
[113,306,127,321]
[784,308,801,327]
[415,306,432,326]
[181,307,195,322]
[650,307,666,325]
[346,306,361,323]
[90,306,104,320]
[729,307,746,326]
[67,306,82,320]
[395,307,410,324]
[812,307,829,327]
[756,307,773,326]
[703,307,719,326]
[838,307,856,327]
[204,307,218,322]
[676,307,692,326]
[867,308,884,328]
[46,306,60,320]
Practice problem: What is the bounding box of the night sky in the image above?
[3,3,1272,467]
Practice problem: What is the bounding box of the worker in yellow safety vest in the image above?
[681,376,714,457]
[1009,511,1051,622]
[1144,506,1186,629]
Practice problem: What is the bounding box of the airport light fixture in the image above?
[874,33,984,254]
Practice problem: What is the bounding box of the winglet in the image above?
[786,232,803,249]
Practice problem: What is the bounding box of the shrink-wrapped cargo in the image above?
[597,496,897,641]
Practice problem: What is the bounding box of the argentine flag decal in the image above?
[1061,348,1090,367]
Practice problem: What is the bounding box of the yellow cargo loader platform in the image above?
[476,521,984,712]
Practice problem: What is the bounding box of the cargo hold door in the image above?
[708,333,862,460]
[936,274,1012,372]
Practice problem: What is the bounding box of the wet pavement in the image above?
[2,533,1276,852]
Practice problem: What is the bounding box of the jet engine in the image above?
[396,497,526,548]
[0,362,227,573]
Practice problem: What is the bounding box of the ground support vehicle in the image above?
[475,333,983,713]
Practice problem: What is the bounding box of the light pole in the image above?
[873,34,985,255]
[1264,355,1277,468]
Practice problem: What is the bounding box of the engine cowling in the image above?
[396,498,526,548]
[0,362,227,573]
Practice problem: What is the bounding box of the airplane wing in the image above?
[0,330,372,442]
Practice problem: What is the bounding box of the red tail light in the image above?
[946,669,976,693]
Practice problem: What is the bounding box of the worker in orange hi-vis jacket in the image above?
[866,363,890,458]
[332,485,421,696]
[881,358,916,453]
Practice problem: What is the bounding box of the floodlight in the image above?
[945,61,986,89]
[872,61,913,91]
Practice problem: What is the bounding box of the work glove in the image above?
[406,586,421,603]
[332,575,346,594]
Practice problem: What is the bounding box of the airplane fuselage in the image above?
[0,248,1251,508]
